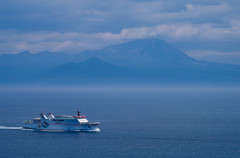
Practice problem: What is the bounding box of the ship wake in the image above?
[0,126,23,130]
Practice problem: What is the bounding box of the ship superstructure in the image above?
[23,111,100,132]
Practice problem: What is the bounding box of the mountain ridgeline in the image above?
[0,39,239,85]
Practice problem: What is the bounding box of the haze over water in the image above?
[0,86,240,158]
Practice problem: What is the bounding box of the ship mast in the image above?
[41,105,44,114]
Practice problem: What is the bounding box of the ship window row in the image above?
[52,119,64,121]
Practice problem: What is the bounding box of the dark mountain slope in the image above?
[42,57,134,83]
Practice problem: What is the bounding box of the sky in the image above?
[0,0,240,64]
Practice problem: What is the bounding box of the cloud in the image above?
[0,0,239,32]
[0,22,239,54]
[130,2,231,25]
[0,0,240,65]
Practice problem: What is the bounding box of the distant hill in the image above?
[43,57,134,82]
[0,38,239,85]
[0,51,71,69]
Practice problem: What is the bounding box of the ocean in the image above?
[0,87,240,158]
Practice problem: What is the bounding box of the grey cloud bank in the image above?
[0,0,240,64]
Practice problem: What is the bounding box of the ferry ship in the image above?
[23,111,100,132]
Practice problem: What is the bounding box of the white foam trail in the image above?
[85,128,101,132]
[0,126,100,132]
[0,126,23,130]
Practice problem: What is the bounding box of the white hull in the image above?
[23,122,100,132]
[23,112,100,132]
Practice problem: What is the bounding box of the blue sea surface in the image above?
[0,87,240,158]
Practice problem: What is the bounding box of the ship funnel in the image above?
[77,110,81,116]
[40,113,48,119]
[48,113,55,120]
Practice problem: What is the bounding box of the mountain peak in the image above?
[81,38,196,67]
[129,38,166,44]
[107,38,167,49]
[79,57,117,68]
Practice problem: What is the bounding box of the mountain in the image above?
[0,51,65,65]
[0,51,72,71]
[44,57,133,82]
[0,38,239,85]
[73,39,197,67]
